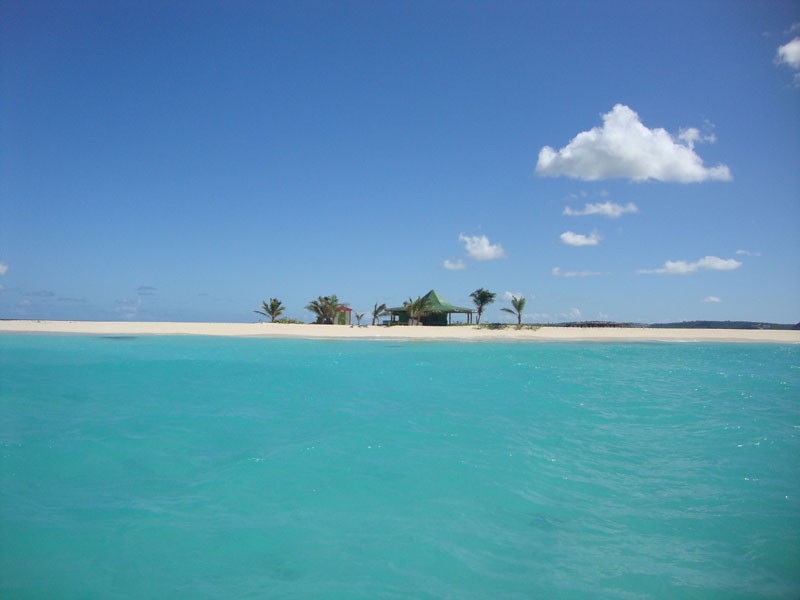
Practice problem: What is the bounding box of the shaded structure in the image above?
[387,289,475,325]
[335,306,352,325]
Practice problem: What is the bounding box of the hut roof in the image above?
[388,289,474,313]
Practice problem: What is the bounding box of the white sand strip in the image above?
[1,320,798,343]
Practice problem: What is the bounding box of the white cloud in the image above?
[536,104,732,182]
[552,266,607,277]
[776,37,800,69]
[560,230,601,247]
[736,249,761,257]
[458,234,506,261]
[115,298,142,319]
[558,308,582,320]
[563,201,638,218]
[637,255,742,275]
[677,127,716,150]
[0,263,7,276]
[703,296,722,303]
[443,258,467,270]
[503,291,523,301]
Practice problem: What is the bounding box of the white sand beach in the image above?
[1,320,798,343]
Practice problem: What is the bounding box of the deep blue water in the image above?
[1,335,798,599]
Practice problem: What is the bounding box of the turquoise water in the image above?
[1,336,798,599]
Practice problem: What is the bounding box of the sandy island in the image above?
[1,320,798,343]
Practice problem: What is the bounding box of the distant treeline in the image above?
[542,320,799,330]
[647,321,799,330]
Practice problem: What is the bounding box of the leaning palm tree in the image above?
[403,295,431,326]
[254,298,285,322]
[371,302,388,326]
[501,295,526,326]
[305,295,344,324]
[470,288,497,325]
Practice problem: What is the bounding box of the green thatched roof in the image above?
[388,289,474,314]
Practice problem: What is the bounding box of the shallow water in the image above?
[1,336,798,598]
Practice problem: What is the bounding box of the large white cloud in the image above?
[563,202,638,218]
[638,255,742,275]
[560,231,601,247]
[458,234,506,261]
[536,104,732,182]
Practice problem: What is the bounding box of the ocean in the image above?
[1,335,798,599]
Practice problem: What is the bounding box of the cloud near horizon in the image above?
[560,230,601,247]
[563,202,638,218]
[536,104,732,182]
[458,234,506,260]
[443,258,467,270]
[638,255,742,275]
[502,291,525,301]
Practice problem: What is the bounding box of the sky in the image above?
[2,0,799,324]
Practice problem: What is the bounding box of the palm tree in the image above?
[354,311,366,326]
[371,302,388,326]
[403,295,431,326]
[254,298,285,322]
[501,295,526,326]
[305,295,344,324]
[470,288,497,325]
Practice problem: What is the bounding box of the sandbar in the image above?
[1,320,798,343]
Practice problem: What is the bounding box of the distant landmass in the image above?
[551,320,799,330]
[647,321,799,330]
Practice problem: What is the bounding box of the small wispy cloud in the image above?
[458,234,506,261]
[26,290,56,298]
[502,291,525,301]
[637,255,742,275]
[563,202,638,218]
[735,249,761,257]
[702,296,722,303]
[558,308,582,320]
[0,263,8,276]
[137,285,158,295]
[115,298,142,319]
[443,258,467,270]
[560,231,601,247]
[536,104,731,182]
[552,266,607,277]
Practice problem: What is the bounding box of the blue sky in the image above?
[2,1,799,324]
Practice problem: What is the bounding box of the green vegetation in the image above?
[254,298,285,322]
[500,295,526,325]
[403,295,432,326]
[470,288,496,325]
[354,311,366,326]
[371,302,388,326]
[305,295,345,325]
